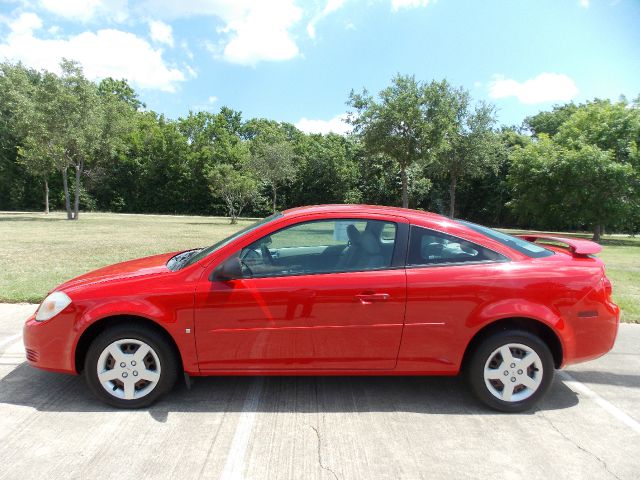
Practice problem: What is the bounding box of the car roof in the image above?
[282,204,448,223]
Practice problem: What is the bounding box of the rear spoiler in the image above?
[516,235,602,255]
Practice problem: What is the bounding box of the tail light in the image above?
[603,277,613,298]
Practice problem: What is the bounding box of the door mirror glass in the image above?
[211,256,243,281]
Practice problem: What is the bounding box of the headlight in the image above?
[35,291,72,322]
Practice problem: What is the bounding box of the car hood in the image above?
[55,252,178,292]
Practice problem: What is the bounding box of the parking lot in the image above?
[1,303,638,480]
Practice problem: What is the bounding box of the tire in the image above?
[84,324,179,408]
[467,329,554,413]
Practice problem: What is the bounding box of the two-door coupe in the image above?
[23,205,619,411]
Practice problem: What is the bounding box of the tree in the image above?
[455,127,530,226]
[0,63,56,213]
[248,141,296,213]
[509,136,635,240]
[207,163,258,224]
[98,78,144,110]
[7,60,134,220]
[291,133,361,206]
[348,75,443,208]
[425,83,498,217]
[524,103,578,137]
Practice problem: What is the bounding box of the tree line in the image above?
[1,61,638,238]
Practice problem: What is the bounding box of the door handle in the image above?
[355,293,390,304]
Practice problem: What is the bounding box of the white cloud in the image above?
[181,40,194,59]
[135,1,303,65]
[148,19,174,47]
[391,0,431,12]
[579,0,590,8]
[208,95,218,103]
[307,0,346,39]
[0,13,186,92]
[488,73,578,104]
[39,0,128,23]
[296,113,351,135]
[8,11,42,33]
[218,1,302,65]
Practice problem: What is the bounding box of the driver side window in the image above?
[239,219,397,278]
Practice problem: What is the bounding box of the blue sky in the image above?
[1,0,638,133]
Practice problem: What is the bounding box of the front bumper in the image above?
[23,311,78,374]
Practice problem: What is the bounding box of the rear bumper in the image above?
[561,299,620,367]
[23,312,78,374]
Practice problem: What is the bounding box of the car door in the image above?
[397,225,511,373]
[194,217,408,370]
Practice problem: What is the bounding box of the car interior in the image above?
[239,219,397,277]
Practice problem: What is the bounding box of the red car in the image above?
[23,205,619,412]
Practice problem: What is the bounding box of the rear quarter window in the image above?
[408,226,508,266]
[456,220,554,259]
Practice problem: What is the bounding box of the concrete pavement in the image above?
[1,303,638,480]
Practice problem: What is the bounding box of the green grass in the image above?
[1,212,638,323]
[0,211,256,303]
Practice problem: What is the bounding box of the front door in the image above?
[194,218,407,370]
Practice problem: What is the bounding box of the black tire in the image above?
[467,329,554,413]
[84,324,179,408]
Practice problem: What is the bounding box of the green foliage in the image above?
[525,103,578,137]
[1,61,638,235]
[206,161,259,224]
[424,83,498,217]
[509,136,635,234]
[348,74,439,208]
[512,98,640,238]
[248,140,296,213]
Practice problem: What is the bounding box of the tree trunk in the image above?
[272,184,277,214]
[43,179,49,214]
[227,198,237,224]
[400,167,408,209]
[61,168,73,220]
[72,161,83,220]
[592,224,602,242]
[448,174,457,219]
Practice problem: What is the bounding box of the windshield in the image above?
[175,213,283,269]
[456,220,554,259]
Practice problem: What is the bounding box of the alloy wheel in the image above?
[96,338,162,401]
[483,343,543,402]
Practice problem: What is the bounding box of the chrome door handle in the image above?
[355,293,390,303]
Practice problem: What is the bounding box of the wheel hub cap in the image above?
[97,338,161,401]
[483,343,543,402]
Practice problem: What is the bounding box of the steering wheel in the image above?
[240,249,259,276]
[261,244,274,266]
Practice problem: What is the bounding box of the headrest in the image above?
[421,241,443,259]
[360,231,381,254]
[346,224,360,244]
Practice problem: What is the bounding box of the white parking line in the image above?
[559,370,640,435]
[219,377,265,480]
[0,333,22,349]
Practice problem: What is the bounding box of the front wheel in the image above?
[467,330,554,412]
[84,325,178,408]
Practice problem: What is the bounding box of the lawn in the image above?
[1,211,638,323]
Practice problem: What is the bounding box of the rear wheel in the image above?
[84,325,178,408]
[467,330,554,412]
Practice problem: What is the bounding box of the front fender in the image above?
[71,295,198,374]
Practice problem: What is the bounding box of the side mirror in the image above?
[210,256,243,281]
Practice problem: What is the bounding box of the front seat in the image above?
[357,231,385,269]
[336,224,362,270]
